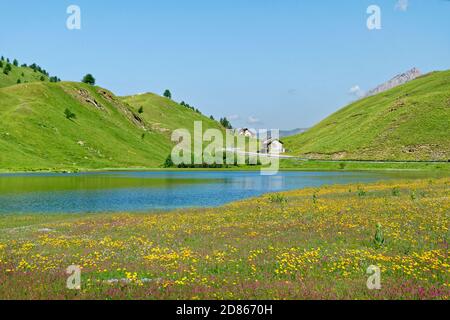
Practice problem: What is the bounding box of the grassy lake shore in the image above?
[0,160,449,174]
[0,178,448,300]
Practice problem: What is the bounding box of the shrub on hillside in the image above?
[163,155,175,168]
[3,63,12,75]
[163,90,172,99]
[82,74,96,85]
[219,117,232,129]
[64,108,77,120]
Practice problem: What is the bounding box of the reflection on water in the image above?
[0,170,437,214]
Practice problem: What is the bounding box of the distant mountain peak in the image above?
[364,68,422,98]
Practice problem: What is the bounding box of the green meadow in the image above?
[0,62,50,89]
[0,178,448,299]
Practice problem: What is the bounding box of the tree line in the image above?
[0,56,61,83]
[163,89,233,129]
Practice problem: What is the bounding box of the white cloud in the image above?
[247,116,261,125]
[395,0,409,11]
[228,114,240,121]
[349,85,365,98]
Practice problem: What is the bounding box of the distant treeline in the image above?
[180,101,203,115]
[164,153,261,168]
[169,90,233,129]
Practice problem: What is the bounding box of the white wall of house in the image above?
[268,140,285,154]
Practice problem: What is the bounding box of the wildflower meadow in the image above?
[0,178,448,300]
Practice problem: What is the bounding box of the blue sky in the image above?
[1,0,449,129]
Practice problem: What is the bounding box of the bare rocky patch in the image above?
[402,144,447,161]
[96,89,147,130]
[77,89,105,110]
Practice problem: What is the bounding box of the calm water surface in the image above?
[0,171,432,214]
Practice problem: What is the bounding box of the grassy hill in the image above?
[122,93,223,137]
[0,61,51,89]
[0,82,223,172]
[284,70,450,161]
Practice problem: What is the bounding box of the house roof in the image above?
[263,138,284,146]
[238,128,256,136]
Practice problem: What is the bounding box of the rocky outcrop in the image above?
[364,68,422,98]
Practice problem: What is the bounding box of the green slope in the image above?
[0,64,50,88]
[284,70,450,161]
[124,93,261,160]
[122,93,223,137]
[0,82,222,172]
